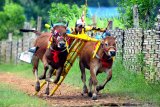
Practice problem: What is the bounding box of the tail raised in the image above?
[20,29,41,35]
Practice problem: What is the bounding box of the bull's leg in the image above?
[90,63,99,100]
[53,67,63,84]
[32,55,40,92]
[39,56,49,80]
[45,82,50,95]
[88,71,100,97]
[88,77,93,97]
[79,61,88,96]
[45,67,54,95]
[39,64,49,80]
[96,69,112,92]
[34,69,40,92]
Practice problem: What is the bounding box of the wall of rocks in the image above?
[113,28,160,81]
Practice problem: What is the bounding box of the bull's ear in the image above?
[66,21,69,28]
[100,39,105,44]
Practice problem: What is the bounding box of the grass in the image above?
[0,62,44,79]
[106,59,160,105]
[0,83,47,107]
[0,58,160,106]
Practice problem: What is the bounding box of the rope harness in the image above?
[95,43,116,68]
[47,29,69,63]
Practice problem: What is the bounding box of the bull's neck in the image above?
[96,46,104,58]
[49,43,67,53]
[96,45,111,60]
[50,43,57,50]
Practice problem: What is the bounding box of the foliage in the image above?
[48,3,84,26]
[0,3,25,40]
[94,17,125,29]
[117,0,160,29]
[8,0,119,30]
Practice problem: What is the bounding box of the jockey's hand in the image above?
[96,28,101,30]
[92,27,96,30]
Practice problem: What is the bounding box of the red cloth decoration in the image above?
[100,59,113,68]
[51,50,60,63]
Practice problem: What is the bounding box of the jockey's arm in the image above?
[85,26,106,32]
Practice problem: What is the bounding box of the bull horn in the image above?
[51,20,54,28]
[66,21,69,27]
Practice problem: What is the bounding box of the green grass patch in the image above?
[0,62,44,79]
[106,59,160,105]
[0,83,47,107]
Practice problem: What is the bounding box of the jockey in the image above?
[73,18,96,34]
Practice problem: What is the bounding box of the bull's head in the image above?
[50,22,69,49]
[101,36,116,57]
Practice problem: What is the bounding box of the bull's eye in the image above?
[105,43,108,47]
[53,30,60,37]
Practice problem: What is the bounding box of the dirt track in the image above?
[0,72,150,107]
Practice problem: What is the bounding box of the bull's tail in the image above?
[20,29,41,35]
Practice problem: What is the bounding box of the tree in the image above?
[49,3,84,27]
[0,3,25,40]
[117,0,160,29]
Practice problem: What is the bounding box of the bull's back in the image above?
[34,32,51,59]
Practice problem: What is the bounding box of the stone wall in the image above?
[143,30,160,81]
[112,28,160,81]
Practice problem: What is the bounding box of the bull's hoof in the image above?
[88,92,92,97]
[35,81,40,92]
[39,75,46,80]
[92,93,97,100]
[81,90,88,96]
[83,85,88,93]
[81,93,84,96]
[96,85,104,92]
[53,79,59,84]
[45,87,49,95]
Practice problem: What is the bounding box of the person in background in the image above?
[95,30,111,40]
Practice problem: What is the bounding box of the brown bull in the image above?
[21,25,68,94]
[79,36,116,100]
